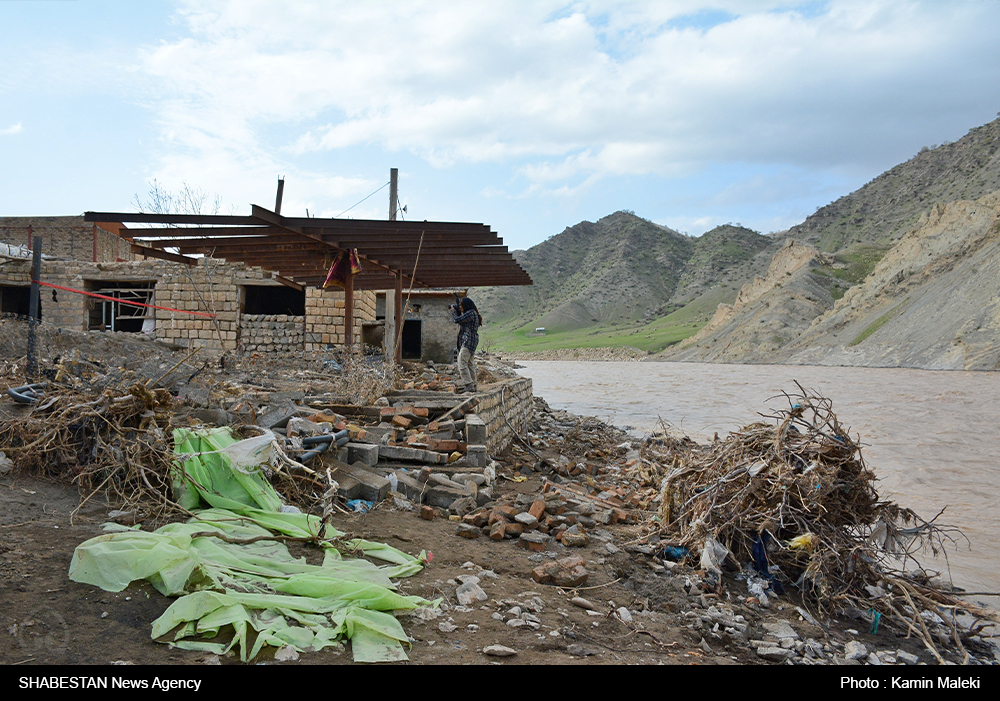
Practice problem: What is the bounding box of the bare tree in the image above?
[132,179,222,216]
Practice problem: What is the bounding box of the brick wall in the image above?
[0,254,378,354]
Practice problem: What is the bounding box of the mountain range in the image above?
[476,115,1000,370]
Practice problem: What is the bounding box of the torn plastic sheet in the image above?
[171,427,284,513]
[69,427,434,663]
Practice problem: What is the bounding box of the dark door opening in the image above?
[401,320,421,360]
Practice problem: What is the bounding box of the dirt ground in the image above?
[0,318,989,670]
[0,463,952,669]
[0,468,720,667]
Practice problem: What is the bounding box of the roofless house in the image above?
[1,177,531,362]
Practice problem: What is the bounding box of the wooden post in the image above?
[389,168,398,221]
[393,272,403,364]
[344,267,354,349]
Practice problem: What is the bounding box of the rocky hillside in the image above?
[481,115,1000,369]
[475,213,773,335]
[777,116,1000,252]
[661,191,1000,370]
[783,191,1000,370]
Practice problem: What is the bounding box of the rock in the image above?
[482,645,517,657]
[514,512,538,528]
[456,581,488,606]
[489,521,506,540]
[517,531,549,551]
[560,525,590,547]
[456,523,480,539]
[531,556,589,587]
[762,620,799,640]
[449,496,477,517]
[274,646,299,662]
[844,640,868,660]
[756,646,795,662]
[897,650,920,665]
[569,596,596,610]
[420,505,436,520]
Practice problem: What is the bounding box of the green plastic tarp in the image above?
[69,427,434,663]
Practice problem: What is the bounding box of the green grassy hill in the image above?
[474,213,774,354]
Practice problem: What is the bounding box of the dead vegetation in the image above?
[634,383,997,660]
[0,381,178,522]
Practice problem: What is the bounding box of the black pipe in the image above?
[299,430,351,462]
[8,383,47,404]
[301,429,350,447]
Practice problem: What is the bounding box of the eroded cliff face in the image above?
[658,191,1000,370]
[662,240,834,363]
[783,191,1000,370]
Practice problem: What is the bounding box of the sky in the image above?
[1,0,999,252]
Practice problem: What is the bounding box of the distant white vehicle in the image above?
[534,327,546,334]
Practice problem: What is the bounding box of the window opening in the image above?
[85,281,154,333]
[0,285,32,318]
[242,285,305,316]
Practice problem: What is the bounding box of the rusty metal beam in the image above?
[127,227,275,238]
[86,212,261,226]
[130,243,197,266]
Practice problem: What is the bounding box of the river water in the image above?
[516,360,1000,597]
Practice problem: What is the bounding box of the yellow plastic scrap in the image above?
[787,533,817,551]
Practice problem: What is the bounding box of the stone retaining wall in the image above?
[240,314,305,352]
[475,377,534,454]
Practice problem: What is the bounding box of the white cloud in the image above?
[130,0,1000,208]
[2,123,22,135]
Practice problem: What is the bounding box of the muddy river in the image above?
[517,361,1000,598]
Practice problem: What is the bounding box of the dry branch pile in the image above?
[643,384,996,658]
[0,382,178,519]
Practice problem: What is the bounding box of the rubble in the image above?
[1,317,995,666]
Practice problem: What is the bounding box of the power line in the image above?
[337,181,390,217]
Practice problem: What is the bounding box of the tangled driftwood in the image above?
[642,383,996,659]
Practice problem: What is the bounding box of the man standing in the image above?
[450,297,482,393]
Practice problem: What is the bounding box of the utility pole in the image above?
[389,168,398,221]
[275,177,285,215]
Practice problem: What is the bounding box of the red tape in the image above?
[35,280,217,318]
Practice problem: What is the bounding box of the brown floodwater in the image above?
[517,360,1000,598]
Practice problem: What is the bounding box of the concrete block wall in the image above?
[240,314,305,352]
[473,377,534,454]
[0,217,133,263]
[304,287,377,350]
[1,254,378,355]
